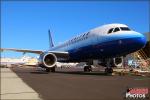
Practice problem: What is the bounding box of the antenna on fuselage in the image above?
[48,29,54,48]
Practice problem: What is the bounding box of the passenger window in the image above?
[108,28,114,34]
[113,27,120,32]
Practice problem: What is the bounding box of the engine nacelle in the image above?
[98,57,123,67]
[38,53,57,68]
[112,57,123,67]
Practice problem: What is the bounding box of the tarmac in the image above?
[1,66,150,100]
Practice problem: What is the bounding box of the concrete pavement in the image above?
[0,68,41,100]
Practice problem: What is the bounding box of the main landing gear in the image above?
[45,66,56,72]
[84,65,92,72]
[105,59,113,74]
[39,64,56,72]
[105,67,113,74]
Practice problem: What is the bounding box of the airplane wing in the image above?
[1,48,69,58]
[48,51,69,58]
[0,48,43,54]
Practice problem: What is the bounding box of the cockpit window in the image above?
[107,27,131,34]
[113,27,120,32]
[108,28,114,34]
[120,27,130,31]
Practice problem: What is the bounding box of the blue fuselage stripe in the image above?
[68,37,145,61]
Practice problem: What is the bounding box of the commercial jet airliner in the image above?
[1,23,146,73]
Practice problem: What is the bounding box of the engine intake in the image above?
[113,57,123,67]
[39,53,57,68]
[98,57,123,67]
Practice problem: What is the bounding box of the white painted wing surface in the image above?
[0,48,43,54]
[0,48,69,59]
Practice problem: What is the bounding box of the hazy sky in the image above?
[1,1,149,58]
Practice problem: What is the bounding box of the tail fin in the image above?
[48,29,54,48]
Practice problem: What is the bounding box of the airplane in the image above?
[1,23,147,73]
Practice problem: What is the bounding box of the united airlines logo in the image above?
[125,87,149,99]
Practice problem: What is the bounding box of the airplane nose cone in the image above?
[116,32,147,56]
[134,33,147,49]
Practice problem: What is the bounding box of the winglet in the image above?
[48,29,54,48]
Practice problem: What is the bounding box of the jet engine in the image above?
[98,57,123,67]
[112,57,123,67]
[38,53,57,68]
